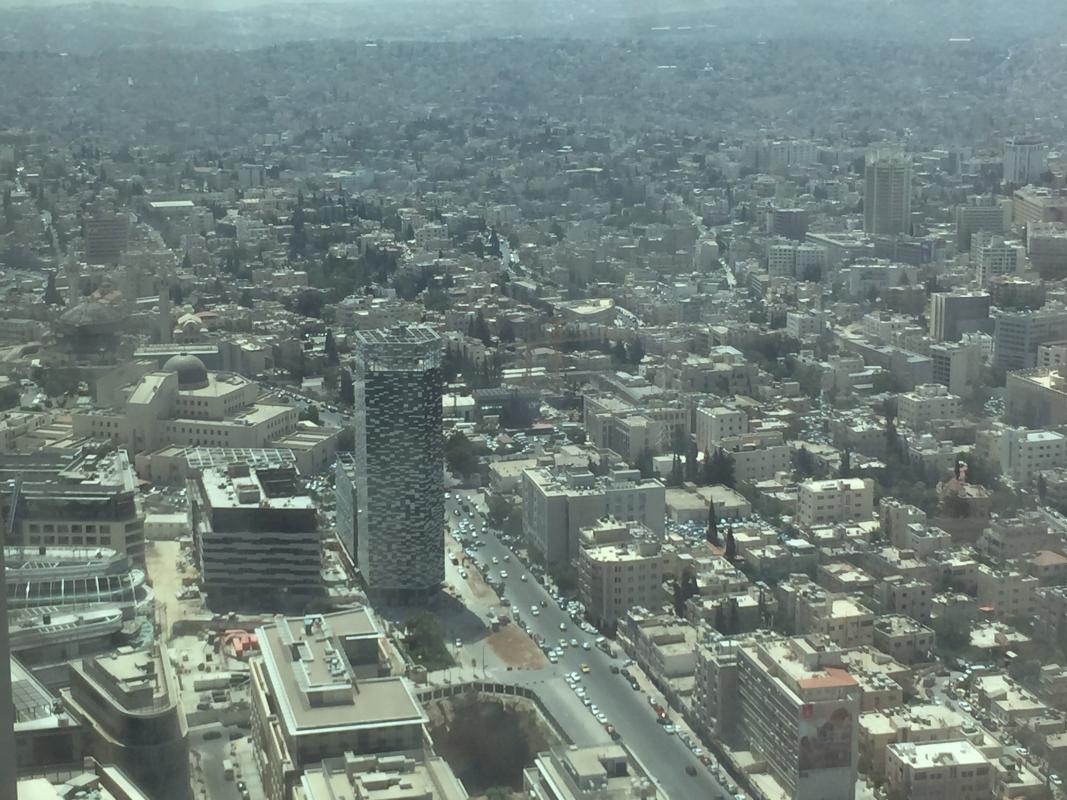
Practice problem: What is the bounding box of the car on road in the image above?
[500,570,508,579]
[559,622,567,631]
[596,712,608,724]
[580,663,590,673]
[531,607,539,616]
[663,725,676,735]
[454,638,462,648]
[520,574,527,581]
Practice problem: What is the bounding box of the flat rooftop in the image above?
[259,611,426,735]
[298,754,468,800]
[200,465,313,511]
[354,325,440,346]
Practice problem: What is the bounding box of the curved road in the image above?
[446,490,733,800]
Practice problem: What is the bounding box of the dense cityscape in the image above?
[2,2,1067,800]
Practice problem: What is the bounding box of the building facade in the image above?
[352,325,444,601]
[738,635,860,800]
[864,149,912,236]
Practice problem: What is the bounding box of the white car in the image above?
[499,570,508,579]
[520,574,528,582]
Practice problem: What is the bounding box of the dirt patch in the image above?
[427,693,559,794]
[144,540,197,640]
[487,624,547,670]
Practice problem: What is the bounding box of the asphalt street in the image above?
[446,489,733,800]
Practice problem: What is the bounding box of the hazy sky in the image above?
[0,0,324,7]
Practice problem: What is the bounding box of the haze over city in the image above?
[2,1,1067,800]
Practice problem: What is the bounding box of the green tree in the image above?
[727,597,741,634]
[339,370,354,405]
[424,288,451,311]
[685,439,699,483]
[627,337,645,365]
[324,330,338,364]
[43,271,62,305]
[635,448,654,480]
[673,568,699,618]
[706,448,736,488]
[707,499,720,546]
[667,455,684,488]
[402,612,454,670]
[445,431,480,477]
[724,530,737,562]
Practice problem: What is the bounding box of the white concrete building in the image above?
[897,384,962,430]
[797,478,875,528]
[696,406,748,452]
[998,429,1067,485]
[1003,136,1047,186]
[886,740,991,800]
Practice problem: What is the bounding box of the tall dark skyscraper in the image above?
[352,325,444,602]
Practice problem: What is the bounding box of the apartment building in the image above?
[872,615,935,664]
[994,307,1067,372]
[717,432,791,483]
[577,519,667,629]
[972,231,1025,286]
[975,565,1038,620]
[897,384,962,431]
[797,478,875,528]
[1006,368,1067,428]
[250,610,430,800]
[695,406,748,451]
[694,638,741,742]
[997,428,1067,485]
[522,467,665,564]
[859,704,964,778]
[873,576,933,621]
[886,740,992,800]
[737,635,860,800]
[977,512,1054,561]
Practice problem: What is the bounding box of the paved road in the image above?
[446,489,731,800]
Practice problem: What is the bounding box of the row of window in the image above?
[27,535,106,547]
[27,523,111,534]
